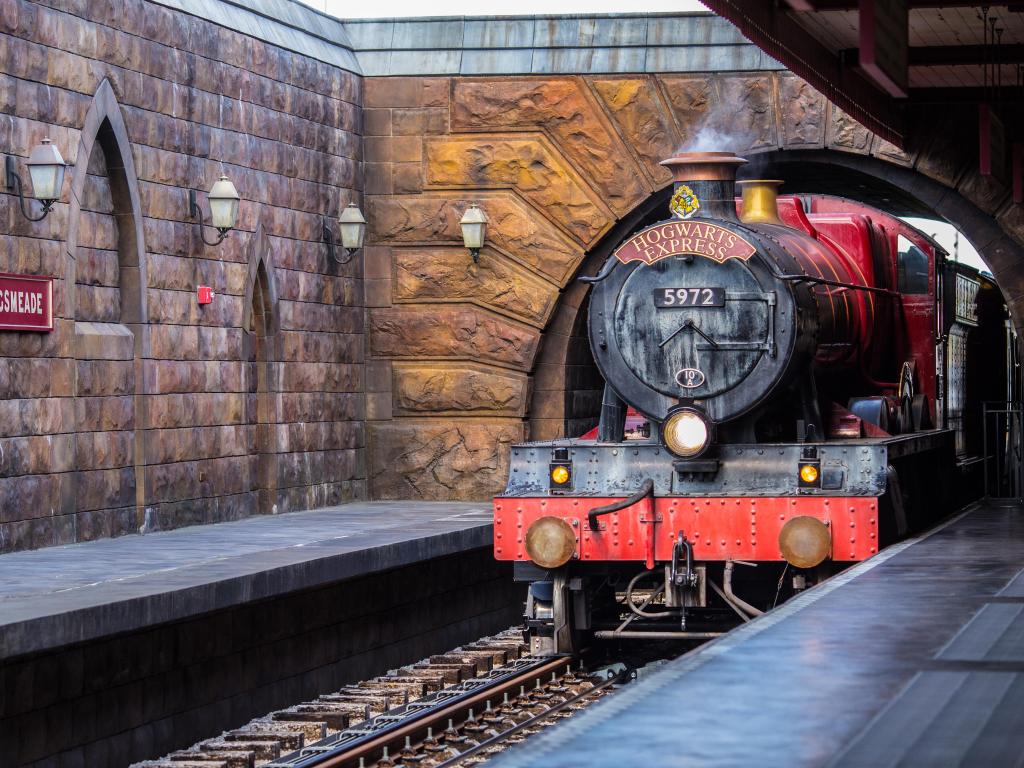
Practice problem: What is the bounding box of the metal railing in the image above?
[983,401,1024,504]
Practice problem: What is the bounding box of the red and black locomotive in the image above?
[494,150,997,654]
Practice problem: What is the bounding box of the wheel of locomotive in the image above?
[897,361,916,433]
[524,570,582,655]
[551,571,581,655]
[849,396,890,433]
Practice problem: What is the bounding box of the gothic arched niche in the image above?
[243,225,281,515]
[64,78,149,540]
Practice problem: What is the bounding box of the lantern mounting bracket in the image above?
[189,189,230,247]
[322,215,357,264]
[5,156,56,222]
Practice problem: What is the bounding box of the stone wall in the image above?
[362,71,1024,501]
[0,0,365,552]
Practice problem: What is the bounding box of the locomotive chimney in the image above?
[659,151,747,222]
[737,179,785,225]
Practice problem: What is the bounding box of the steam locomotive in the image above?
[493,151,1004,654]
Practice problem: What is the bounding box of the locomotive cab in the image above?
[495,151,959,654]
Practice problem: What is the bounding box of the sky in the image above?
[300,0,707,17]
[902,218,989,273]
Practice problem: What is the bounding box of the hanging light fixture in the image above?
[322,202,366,264]
[459,203,488,263]
[5,138,66,222]
[189,173,240,247]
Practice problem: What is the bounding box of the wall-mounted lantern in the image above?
[189,173,240,247]
[323,202,366,264]
[5,138,66,222]
[460,203,488,263]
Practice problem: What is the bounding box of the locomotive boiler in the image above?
[494,151,964,654]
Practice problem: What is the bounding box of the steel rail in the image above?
[431,667,630,768]
[269,655,571,768]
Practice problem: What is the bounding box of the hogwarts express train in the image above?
[493,151,1011,654]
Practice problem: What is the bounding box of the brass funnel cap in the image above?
[660,151,748,183]
[737,179,785,225]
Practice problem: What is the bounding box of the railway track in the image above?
[135,629,627,768]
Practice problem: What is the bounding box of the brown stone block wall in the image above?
[0,0,364,552]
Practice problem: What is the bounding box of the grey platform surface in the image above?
[492,501,1024,768]
[0,502,492,659]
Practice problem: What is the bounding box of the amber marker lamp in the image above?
[5,138,66,222]
[323,202,366,264]
[189,173,240,247]
[459,203,488,263]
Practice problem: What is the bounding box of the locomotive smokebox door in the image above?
[614,257,775,404]
[589,228,800,427]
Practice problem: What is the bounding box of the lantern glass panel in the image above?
[207,175,240,231]
[340,220,365,250]
[210,196,239,231]
[28,163,64,201]
[459,205,488,251]
[338,204,367,250]
[461,221,485,250]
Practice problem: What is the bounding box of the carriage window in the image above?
[897,235,930,294]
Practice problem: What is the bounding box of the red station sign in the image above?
[0,273,54,332]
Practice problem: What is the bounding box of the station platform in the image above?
[0,501,493,659]
[492,500,1024,768]
[1,501,523,768]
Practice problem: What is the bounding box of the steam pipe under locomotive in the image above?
[494,150,963,655]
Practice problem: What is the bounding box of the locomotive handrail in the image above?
[577,257,618,284]
[587,477,655,530]
[776,274,900,296]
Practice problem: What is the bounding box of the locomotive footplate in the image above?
[502,431,952,498]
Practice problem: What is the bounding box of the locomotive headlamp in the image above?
[663,407,711,458]
[799,464,819,485]
[550,466,570,485]
[524,516,577,569]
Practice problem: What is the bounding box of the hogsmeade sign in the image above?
[614,220,756,266]
[0,273,54,332]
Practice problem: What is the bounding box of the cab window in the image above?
[897,235,930,294]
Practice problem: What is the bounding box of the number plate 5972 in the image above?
[653,287,725,308]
